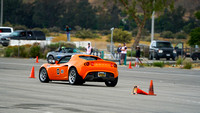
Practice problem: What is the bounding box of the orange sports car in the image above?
[39,54,118,87]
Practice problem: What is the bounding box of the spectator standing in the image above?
[135,46,141,68]
[64,25,71,41]
[120,43,127,65]
[86,43,92,55]
[117,44,122,65]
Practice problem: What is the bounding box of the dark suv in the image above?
[0,30,45,46]
[149,40,176,60]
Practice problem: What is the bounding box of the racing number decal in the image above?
[57,68,60,75]
[61,70,64,74]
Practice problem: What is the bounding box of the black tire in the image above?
[39,67,50,83]
[166,58,170,60]
[68,68,83,85]
[192,56,197,61]
[2,43,8,46]
[47,55,54,63]
[105,77,118,87]
[172,57,175,61]
[156,56,160,60]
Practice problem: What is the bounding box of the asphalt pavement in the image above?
[0,58,200,113]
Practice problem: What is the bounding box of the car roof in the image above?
[0,26,12,28]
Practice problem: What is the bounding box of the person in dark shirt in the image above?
[117,44,122,65]
[135,46,140,68]
[64,25,71,41]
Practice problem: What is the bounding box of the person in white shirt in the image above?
[86,43,92,55]
[120,43,127,65]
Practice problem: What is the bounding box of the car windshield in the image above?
[157,42,173,48]
[79,56,99,61]
[63,48,80,53]
[59,56,71,64]
[0,28,11,33]
[10,31,20,36]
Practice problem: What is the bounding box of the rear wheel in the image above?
[105,77,118,87]
[39,68,49,83]
[68,68,83,85]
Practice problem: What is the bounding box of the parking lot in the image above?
[0,58,200,113]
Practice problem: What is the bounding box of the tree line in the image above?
[1,0,200,46]
[2,0,121,30]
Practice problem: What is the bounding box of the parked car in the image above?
[39,54,118,86]
[149,40,176,60]
[46,47,85,63]
[174,42,200,61]
[0,30,45,46]
[0,27,13,46]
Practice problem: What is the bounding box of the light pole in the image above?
[0,0,3,26]
[151,0,155,43]
[110,27,114,54]
[151,11,155,42]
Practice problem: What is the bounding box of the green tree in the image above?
[104,0,173,47]
[59,0,97,29]
[145,6,186,33]
[97,5,121,30]
[33,0,65,28]
[188,11,200,46]
[107,28,132,43]
[2,0,34,27]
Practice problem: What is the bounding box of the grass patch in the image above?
[152,61,165,68]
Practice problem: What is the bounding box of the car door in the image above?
[51,56,71,80]
[175,42,184,56]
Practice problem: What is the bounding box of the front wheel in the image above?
[39,68,49,83]
[47,55,54,63]
[105,77,118,87]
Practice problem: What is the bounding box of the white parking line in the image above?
[0,62,41,66]
[119,69,200,77]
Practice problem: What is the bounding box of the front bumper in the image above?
[157,53,176,58]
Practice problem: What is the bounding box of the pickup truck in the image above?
[0,30,45,46]
[149,40,176,60]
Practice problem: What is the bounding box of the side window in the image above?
[20,32,26,37]
[59,56,71,64]
[176,43,183,49]
[152,42,156,47]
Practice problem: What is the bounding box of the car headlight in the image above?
[173,50,176,54]
[158,50,163,53]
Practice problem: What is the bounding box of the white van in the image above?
[0,27,14,38]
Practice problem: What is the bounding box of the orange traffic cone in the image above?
[149,80,156,96]
[35,56,39,63]
[29,66,35,78]
[132,86,148,95]
[128,61,132,69]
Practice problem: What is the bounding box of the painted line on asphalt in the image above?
[0,62,41,66]
[119,69,199,77]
